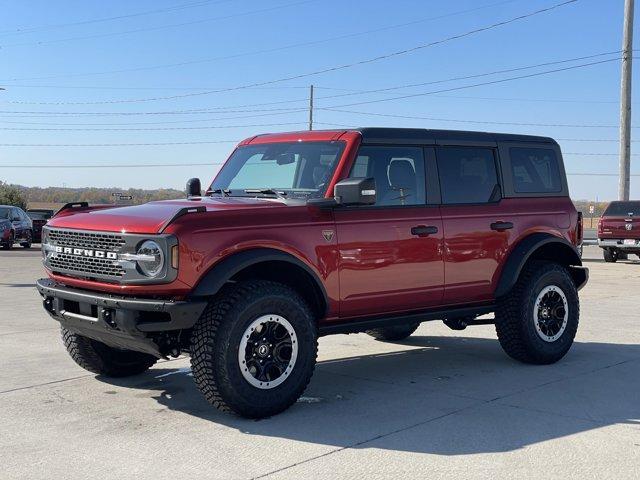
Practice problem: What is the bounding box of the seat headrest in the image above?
[388,160,415,187]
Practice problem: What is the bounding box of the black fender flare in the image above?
[495,233,587,298]
[189,248,329,313]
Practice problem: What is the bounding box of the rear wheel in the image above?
[20,230,32,249]
[61,328,157,377]
[366,323,419,341]
[190,280,318,418]
[603,248,617,263]
[495,261,579,365]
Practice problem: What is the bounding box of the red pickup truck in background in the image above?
[598,201,640,262]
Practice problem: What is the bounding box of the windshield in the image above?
[210,141,345,199]
[604,201,640,217]
[0,207,10,219]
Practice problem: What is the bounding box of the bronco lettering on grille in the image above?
[54,246,118,260]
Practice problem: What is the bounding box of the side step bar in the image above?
[319,304,495,336]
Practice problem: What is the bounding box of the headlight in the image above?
[136,240,164,277]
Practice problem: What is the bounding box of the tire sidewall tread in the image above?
[496,261,579,365]
[190,280,318,418]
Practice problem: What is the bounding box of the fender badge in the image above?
[322,230,334,242]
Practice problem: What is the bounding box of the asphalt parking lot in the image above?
[1,245,639,480]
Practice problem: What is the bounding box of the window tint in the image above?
[604,201,640,217]
[436,147,498,204]
[212,141,344,198]
[509,147,562,193]
[350,146,426,206]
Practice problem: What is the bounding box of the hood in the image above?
[46,197,287,234]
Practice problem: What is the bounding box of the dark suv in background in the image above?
[37,128,587,418]
[598,200,640,262]
[0,205,33,249]
[27,209,54,243]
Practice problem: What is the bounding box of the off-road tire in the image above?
[495,261,579,365]
[603,249,617,262]
[366,323,419,341]
[61,328,158,377]
[2,232,13,250]
[190,280,318,419]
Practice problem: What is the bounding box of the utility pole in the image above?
[619,0,634,201]
[308,84,314,131]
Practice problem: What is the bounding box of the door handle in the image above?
[490,221,514,231]
[411,225,438,237]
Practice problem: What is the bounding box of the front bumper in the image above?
[598,238,640,250]
[36,278,207,357]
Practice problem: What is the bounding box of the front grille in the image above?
[45,228,126,279]
[48,229,126,252]
[48,253,125,278]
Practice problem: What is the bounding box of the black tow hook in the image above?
[102,309,118,329]
[43,297,54,313]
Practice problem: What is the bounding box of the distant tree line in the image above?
[0,181,28,209]
[0,181,184,208]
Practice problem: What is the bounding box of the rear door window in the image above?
[509,147,562,193]
[436,147,499,204]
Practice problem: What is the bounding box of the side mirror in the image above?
[334,177,376,206]
[186,178,201,197]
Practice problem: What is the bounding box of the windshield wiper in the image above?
[208,188,230,197]
[244,188,288,199]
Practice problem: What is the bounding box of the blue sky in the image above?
[0,0,636,200]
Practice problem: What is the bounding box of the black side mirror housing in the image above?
[334,177,376,206]
[186,178,201,197]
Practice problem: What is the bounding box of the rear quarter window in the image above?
[509,147,562,193]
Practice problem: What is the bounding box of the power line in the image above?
[0,106,304,117]
[0,0,230,37]
[1,0,578,105]
[321,58,620,110]
[0,0,317,48]
[319,105,628,128]
[0,51,620,113]
[0,141,240,147]
[300,51,623,104]
[0,121,306,131]
[0,0,521,81]
[0,109,308,126]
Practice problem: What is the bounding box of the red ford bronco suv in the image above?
[598,200,640,262]
[36,128,588,418]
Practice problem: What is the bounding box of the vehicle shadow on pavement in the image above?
[98,335,640,456]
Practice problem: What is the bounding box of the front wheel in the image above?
[2,232,14,250]
[190,280,318,418]
[495,261,579,365]
[61,328,158,377]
